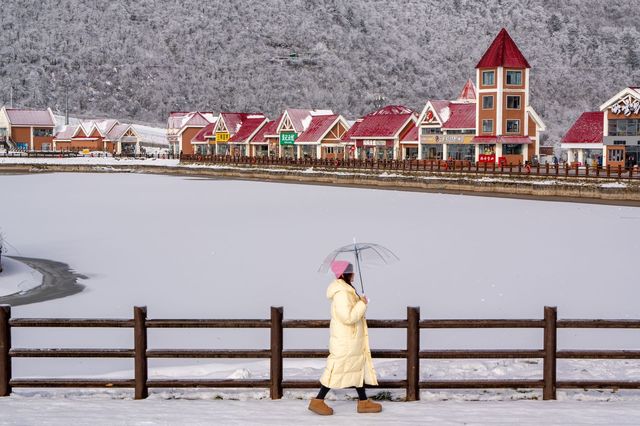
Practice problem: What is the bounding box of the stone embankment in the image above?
[1,162,639,205]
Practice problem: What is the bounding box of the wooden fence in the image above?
[180,155,640,180]
[1,305,639,401]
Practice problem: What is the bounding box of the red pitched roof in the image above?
[296,114,339,143]
[191,123,216,143]
[341,119,362,143]
[228,116,268,143]
[283,109,333,133]
[5,108,55,126]
[250,120,277,143]
[561,112,604,144]
[476,28,530,69]
[442,103,476,129]
[347,106,414,138]
[458,79,477,101]
[400,124,418,143]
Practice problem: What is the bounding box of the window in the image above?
[482,96,494,109]
[506,70,522,85]
[34,128,53,137]
[447,144,475,161]
[506,120,520,134]
[446,129,475,134]
[608,148,624,162]
[325,147,335,154]
[480,144,495,155]
[482,120,493,133]
[482,71,495,86]
[609,119,639,136]
[503,144,523,155]
[421,127,441,135]
[506,95,521,109]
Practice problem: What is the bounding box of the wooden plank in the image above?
[10,348,134,358]
[406,306,420,401]
[282,349,406,358]
[282,380,406,389]
[282,319,407,328]
[420,319,544,328]
[270,307,283,400]
[134,306,148,400]
[146,349,270,359]
[0,306,10,396]
[146,319,271,328]
[557,320,640,329]
[9,319,133,328]
[543,306,557,400]
[419,350,544,359]
[557,350,640,359]
[557,381,640,389]
[147,379,270,388]
[10,379,135,388]
[419,379,544,389]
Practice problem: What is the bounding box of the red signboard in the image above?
[498,156,507,166]
[478,154,495,163]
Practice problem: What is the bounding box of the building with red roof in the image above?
[472,28,545,165]
[166,111,217,155]
[562,87,640,168]
[274,109,335,159]
[416,81,478,161]
[249,119,279,157]
[0,106,56,151]
[211,113,267,156]
[341,105,416,160]
[53,119,142,154]
[294,114,350,159]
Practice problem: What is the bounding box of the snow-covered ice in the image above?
[1,172,640,422]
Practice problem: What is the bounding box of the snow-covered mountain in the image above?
[0,0,639,146]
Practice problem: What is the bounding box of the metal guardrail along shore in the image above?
[1,306,639,401]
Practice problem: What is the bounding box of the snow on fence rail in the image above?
[181,154,640,179]
[1,306,640,402]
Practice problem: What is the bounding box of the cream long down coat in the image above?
[320,278,378,389]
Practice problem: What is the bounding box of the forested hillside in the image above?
[1,0,639,144]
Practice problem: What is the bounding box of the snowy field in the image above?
[1,172,640,423]
[0,257,42,297]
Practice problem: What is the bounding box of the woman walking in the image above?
[308,260,382,415]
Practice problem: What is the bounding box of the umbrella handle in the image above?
[353,237,365,294]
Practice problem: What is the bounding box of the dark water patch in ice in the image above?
[0,256,86,306]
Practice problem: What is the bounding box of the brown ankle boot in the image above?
[357,399,382,413]
[308,399,334,415]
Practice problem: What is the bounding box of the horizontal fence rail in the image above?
[179,154,640,180]
[1,305,640,401]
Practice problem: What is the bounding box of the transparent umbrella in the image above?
[318,241,399,294]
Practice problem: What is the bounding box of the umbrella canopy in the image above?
[319,242,399,294]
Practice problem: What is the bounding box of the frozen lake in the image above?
[1,172,639,379]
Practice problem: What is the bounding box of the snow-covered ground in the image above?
[1,172,639,422]
[0,257,42,297]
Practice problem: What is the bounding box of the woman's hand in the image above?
[361,295,369,304]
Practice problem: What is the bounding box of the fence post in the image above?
[406,306,420,401]
[134,306,148,400]
[270,306,283,400]
[0,305,11,397]
[543,306,557,400]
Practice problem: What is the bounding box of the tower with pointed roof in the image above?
[474,28,545,164]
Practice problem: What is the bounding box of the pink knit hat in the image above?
[330,260,353,278]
